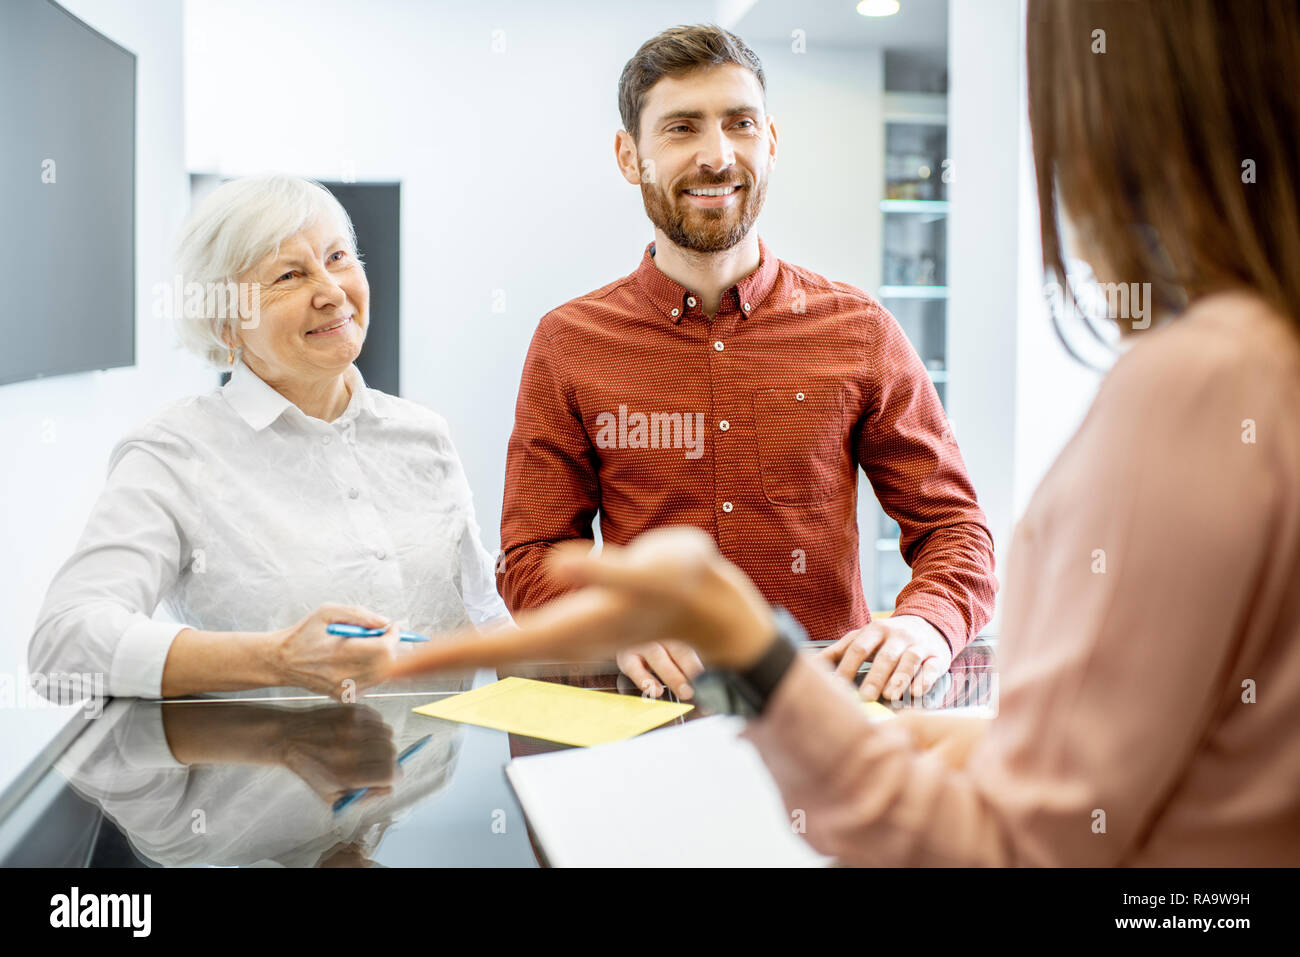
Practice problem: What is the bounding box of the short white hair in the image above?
[172,175,357,367]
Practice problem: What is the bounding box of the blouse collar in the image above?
[222,360,386,431]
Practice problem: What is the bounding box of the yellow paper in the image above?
[862,700,896,722]
[412,676,693,747]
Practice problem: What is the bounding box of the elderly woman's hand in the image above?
[272,603,400,700]
[387,526,778,679]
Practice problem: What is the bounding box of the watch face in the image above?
[692,671,735,716]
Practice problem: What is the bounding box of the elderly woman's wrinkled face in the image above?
[235,217,368,382]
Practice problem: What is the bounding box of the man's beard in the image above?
[640,172,767,253]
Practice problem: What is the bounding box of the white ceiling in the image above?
[728,0,948,51]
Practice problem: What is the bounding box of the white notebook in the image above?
[505,715,832,867]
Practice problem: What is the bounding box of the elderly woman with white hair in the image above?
[29,175,509,699]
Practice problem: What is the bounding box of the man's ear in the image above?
[766,115,779,169]
[614,129,643,185]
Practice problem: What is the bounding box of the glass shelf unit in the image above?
[869,93,949,613]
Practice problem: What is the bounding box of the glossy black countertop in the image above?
[0,641,996,867]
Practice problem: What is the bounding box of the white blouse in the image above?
[29,361,510,698]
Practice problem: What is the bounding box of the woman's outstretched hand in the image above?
[386,526,777,680]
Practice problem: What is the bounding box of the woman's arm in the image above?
[443,425,514,630]
[746,314,1297,865]
[162,603,397,699]
[29,436,284,699]
[30,439,199,698]
[891,710,990,770]
[459,527,516,630]
[159,628,280,698]
[30,435,397,699]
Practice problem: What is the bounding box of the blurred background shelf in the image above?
[868,78,949,613]
[880,199,949,214]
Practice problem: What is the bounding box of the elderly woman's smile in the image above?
[306,313,354,336]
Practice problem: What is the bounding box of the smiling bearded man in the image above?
[495,24,998,709]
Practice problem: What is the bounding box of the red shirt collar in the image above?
[633,236,781,324]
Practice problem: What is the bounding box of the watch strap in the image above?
[735,606,805,715]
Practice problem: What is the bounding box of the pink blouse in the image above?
[747,291,1300,865]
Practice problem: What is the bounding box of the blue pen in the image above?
[327,622,430,643]
[332,733,434,813]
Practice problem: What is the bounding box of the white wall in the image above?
[0,0,209,780]
[748,42,883,291]
[945,0,1021,632]
[946,0,1102,632]
[1013,32,1099,515]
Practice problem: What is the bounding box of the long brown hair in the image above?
[1027,0,1300,348]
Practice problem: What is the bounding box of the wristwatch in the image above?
[693,606,806,718]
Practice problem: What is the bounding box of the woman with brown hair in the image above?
[392,0,1300,866]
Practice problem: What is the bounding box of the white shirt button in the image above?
[348,488,360,499]
[743,302,752,312]
[687,296,697,307]
[713,341,725,352]
[375,549,387,560]
[722,501,733,513]
[796,392,805,401]
[719,420,730,432]
[670,307,679,317]
[321,435,332,446]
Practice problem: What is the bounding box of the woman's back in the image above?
[738,289,1300,866]
[992,289,1300,864]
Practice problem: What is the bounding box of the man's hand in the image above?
[617,640,705,700]
[818,615,952,701]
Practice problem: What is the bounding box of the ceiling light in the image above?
[857,0,901,16]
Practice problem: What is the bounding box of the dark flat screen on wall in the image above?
[0,0,136,386]
[321,182,401,397]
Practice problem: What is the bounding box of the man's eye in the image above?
[735,119,755,129]
[669,125,691,133]
[328,250,346,263]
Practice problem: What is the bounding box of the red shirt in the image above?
[497,238,997,652]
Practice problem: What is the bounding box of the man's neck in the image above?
[650,229,761,317]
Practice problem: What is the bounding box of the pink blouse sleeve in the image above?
[745,306,1299,865]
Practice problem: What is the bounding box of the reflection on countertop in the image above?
[54,674,477,867]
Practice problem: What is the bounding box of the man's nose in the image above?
[696,126,736,173]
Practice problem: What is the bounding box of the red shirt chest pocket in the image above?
[752,387,851,506]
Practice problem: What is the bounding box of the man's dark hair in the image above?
[618,24,766,143]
